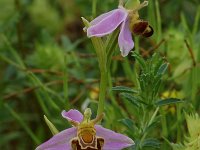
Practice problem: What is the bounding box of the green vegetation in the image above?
[0,0,200,149]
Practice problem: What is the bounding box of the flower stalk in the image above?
[89,35,108,117]
[92,0,97,17]
[97,70,108,116]
[82,17,112,117]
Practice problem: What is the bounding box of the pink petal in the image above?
[62,109,83,123]
[36,127,77,150]
[118,19,134,57]
[87,9,128,37]
[95,125,134,150]
[90,10,116,26]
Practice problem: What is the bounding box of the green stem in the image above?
[155,0,162,42]
[5,104,40,144]
[176,105,181,142]
[140,107,159,148]
[81,18,108,116]
[160,108,168,137]
[92,0,97,18]
[63,54,70,110]
[97,71,108,116]
[148,107,159,126]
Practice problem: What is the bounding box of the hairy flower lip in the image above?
[36,109,135,150]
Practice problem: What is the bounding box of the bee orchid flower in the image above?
[36,109,134,150]
[86,1,152,57]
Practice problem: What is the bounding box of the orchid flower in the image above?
[86,1,150,57]
[36,108,134,150]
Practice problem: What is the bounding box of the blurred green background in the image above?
[0,0,200,149]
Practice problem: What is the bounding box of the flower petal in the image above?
[87,9,128,37]
[95,125,134,150]
[90,10,116,26]
[118,19,134,57]
[36,127,76,150]
[62,109,83,123]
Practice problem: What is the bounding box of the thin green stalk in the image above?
[0,54,24,71]
[155,0,162,42]
[160,108,168,137]
[97,71,108,116]
[106,29,119,66]
[91,37,106,72]
[107,72,117,105]
[5,104,40,144]
[0,54,50,116]
[176,105,181,142]
[28,73,60,111]
[92,0,97,18]
[1,34,25,68]
[192,6,200,37]
[140,107,159,148]
[148,107,159,126]
[63,54,70,110]
[14,0,24,56]
[122,58,136,83]
[90,37,108,117]
[97,30,121,116]
[35,92,50,116]
[147,0,156,36]
[82,17,108,116]
[133,37,140,89]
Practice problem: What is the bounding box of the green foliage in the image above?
[132,52,168,105]
[28,0,61,33]
[0,0,200,149]
[26,43,65,70]
[155,98,183,107]
[172,113,200,150]
[44,115,59,135]
[111,86,138,94]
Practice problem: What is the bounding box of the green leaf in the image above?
[118,118,134,130]
[142,138,160,149]
[152,79,161,97]
[157,63,169,76]
[171,143,185,150]
[120,93,146,107]
[153,58,163,75]
[132,52,147,71]
[81,17,90,28]
[155,98,183,107]
[144,120,159,134]
[0,132,22,145]
[106,29,119,67]
[111,86,138,94]
[4,104,40,144]
[44,115,59,135]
